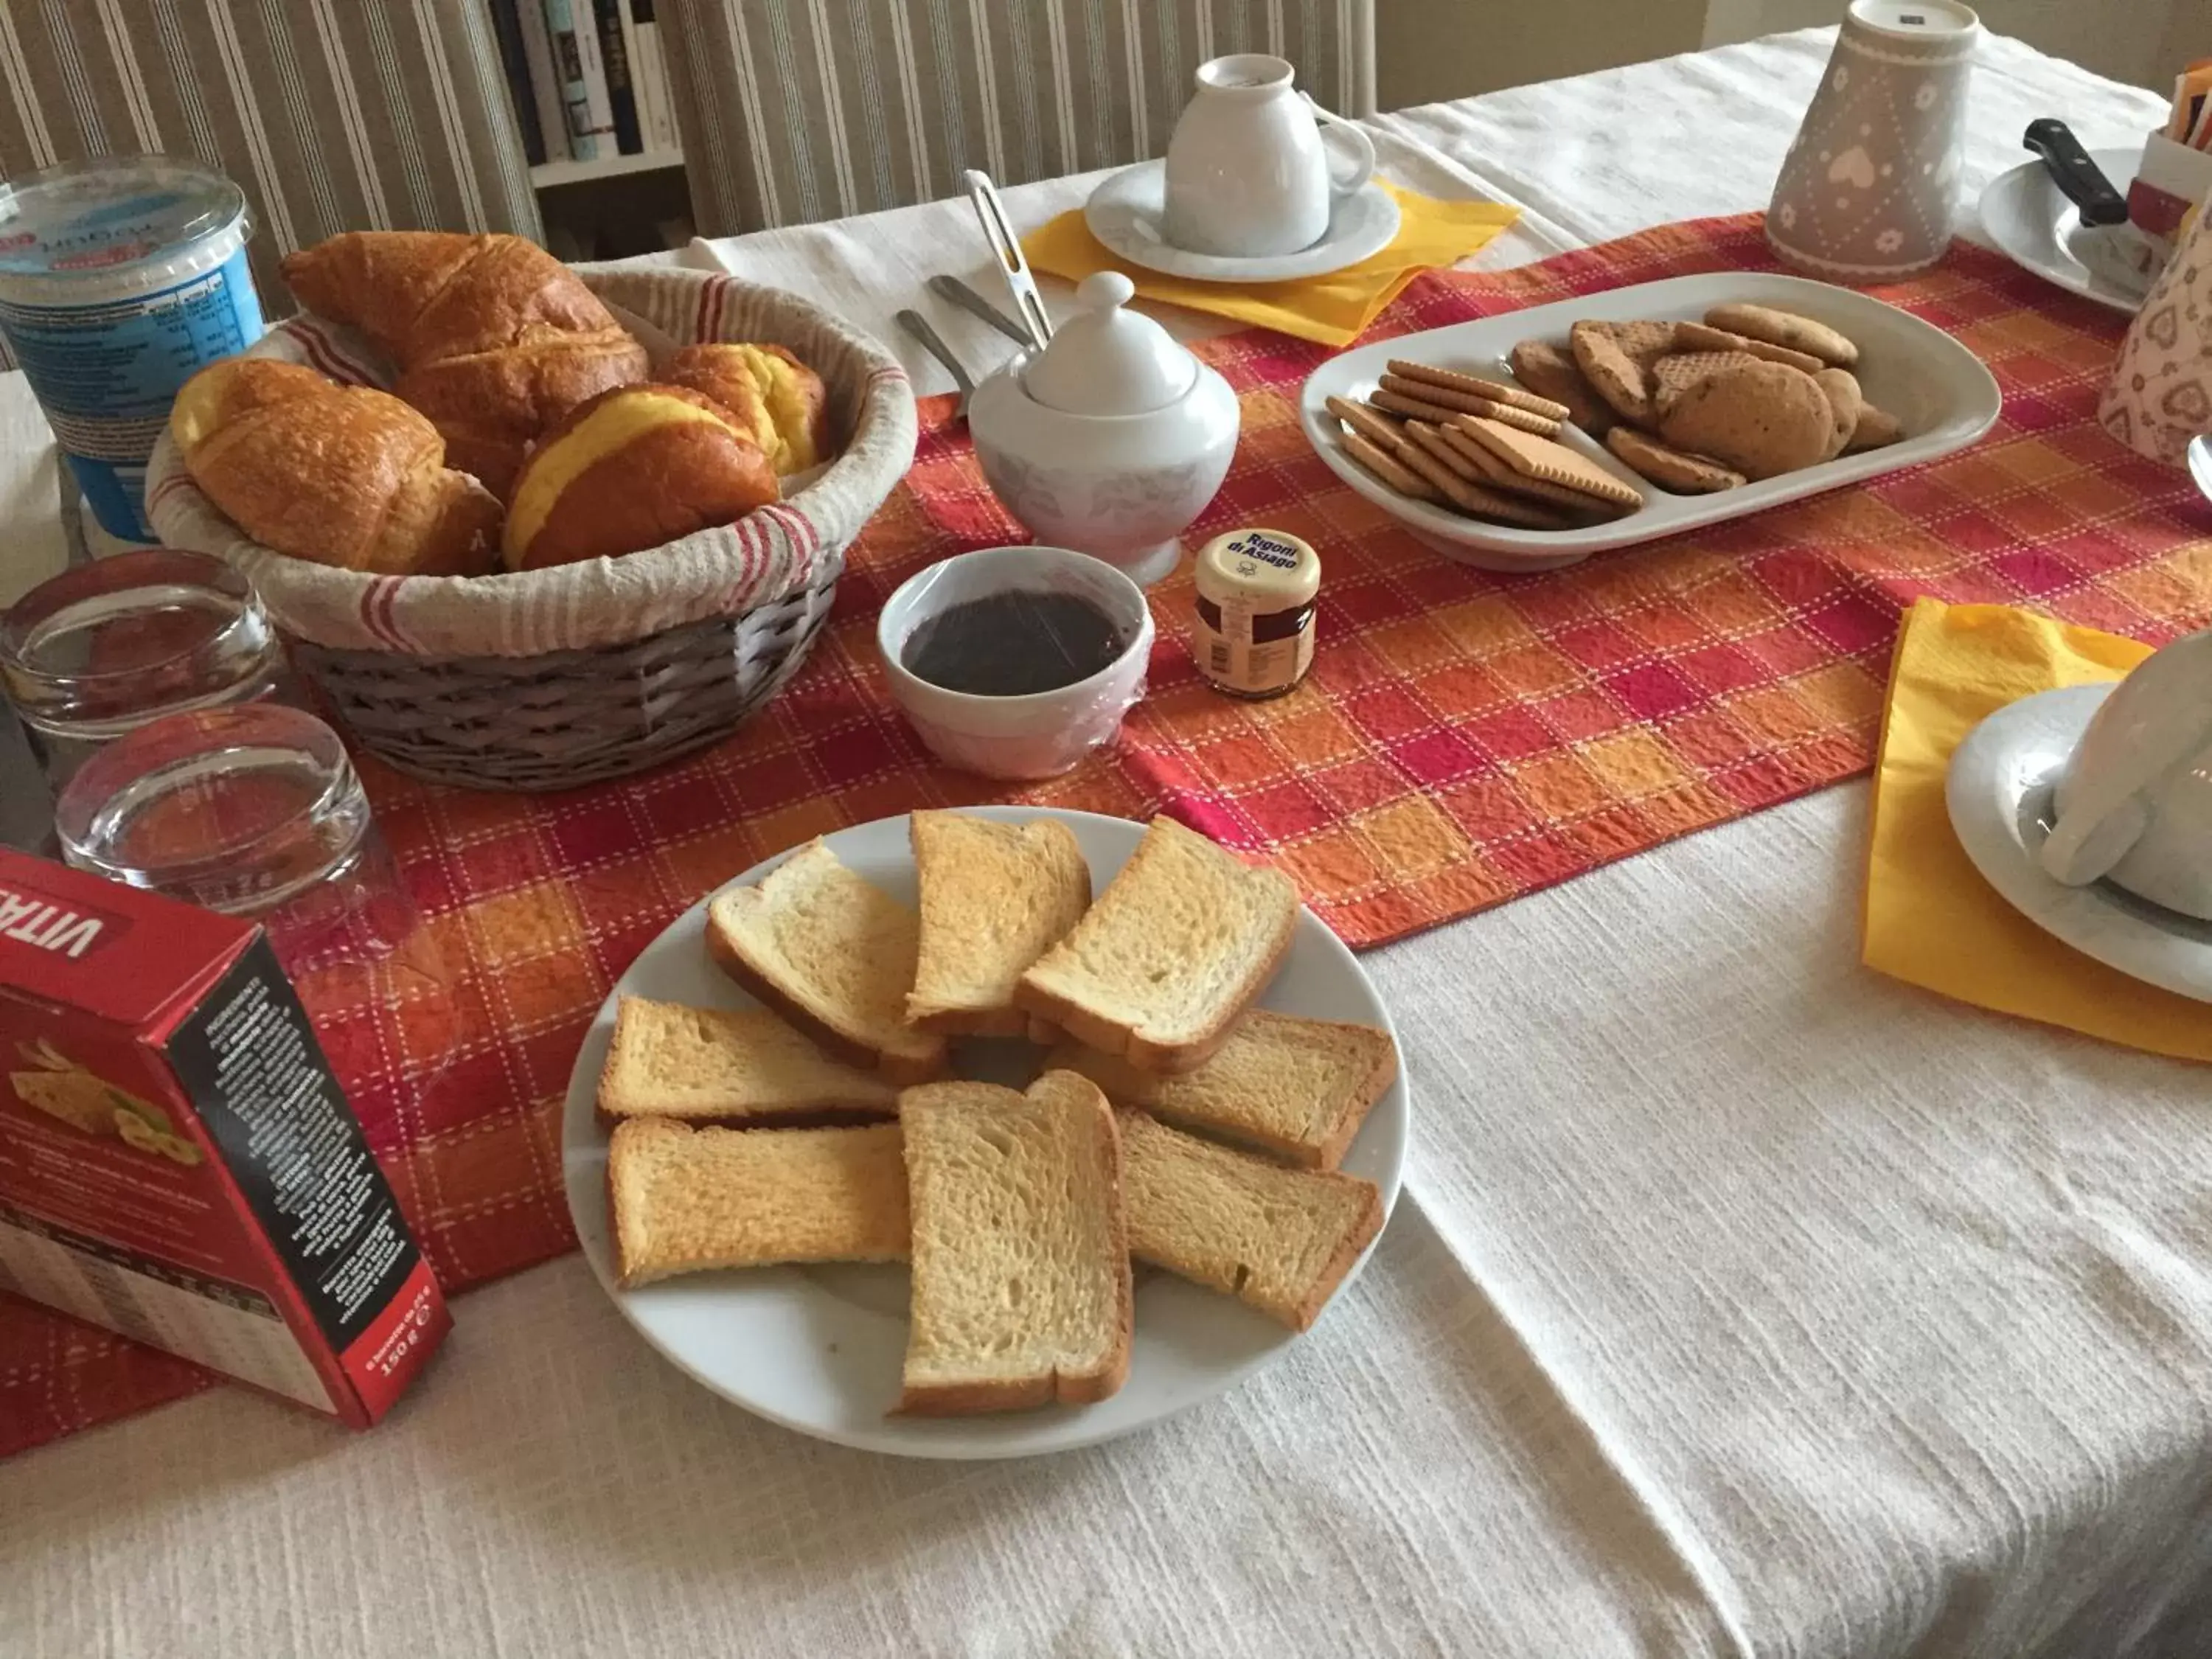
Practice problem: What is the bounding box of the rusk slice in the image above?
[898,1071,1132,1414]
[1376,372,1562,436]
[1399,422,1577,528]
[1015,816,1298,1075]
[908,812,1091,1036]
[1119,1110,1383,1331]
[1385,358,1570,421]
[1439,422,1630,515]
[608,1118,910,1287]
[1046,1007,1397,1169]
[1456,417,1646,509]
[706,839,947,1083]
[597,996,900,1121]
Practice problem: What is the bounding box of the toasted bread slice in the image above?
[608,1118,910,1287]
[897,1071,1132,1414]
[1046,1009,1394,1169]
[1013,817,1297,1077]
[907,813,1091,1036]
[706,840,947,1084]
[1119,1110,1382,1330]
[597,996,900,1123]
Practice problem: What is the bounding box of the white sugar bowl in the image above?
[969,271,1239,586]
[2041,626,2212,921]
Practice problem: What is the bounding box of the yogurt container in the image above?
[0,156,264,542]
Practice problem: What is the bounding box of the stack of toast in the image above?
[603,812,1396,1416]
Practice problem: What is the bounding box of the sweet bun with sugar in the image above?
[661,342,829,474]
[502,383,780,571]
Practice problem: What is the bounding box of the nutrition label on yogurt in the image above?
[0,246,259,438]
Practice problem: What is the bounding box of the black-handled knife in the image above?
[2024,118,2130,226]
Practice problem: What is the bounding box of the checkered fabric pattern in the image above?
[6,213,2207,1459]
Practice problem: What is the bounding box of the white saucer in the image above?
[1977,147,2152,314]
[560,805,1410,1459]
[1083,161,1400,282]
[1946,684,2212,1001]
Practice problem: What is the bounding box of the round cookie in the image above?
[1703,303,1858,368]
[1672,320,1825,375]
[1844,404,1905,452]
[1652,350,1762,419]
[1812,368,1862,459]
[1657,358,1834,481]
[1605,425,1745,494]
[1509,339,1615,434]
[1571,320,1657,425]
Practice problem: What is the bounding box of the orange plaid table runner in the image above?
[7,212,2208,1458]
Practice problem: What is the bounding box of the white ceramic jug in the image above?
[2042,626,2212,921]
[1161,54,1375,259]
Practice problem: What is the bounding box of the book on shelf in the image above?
[514,0,570,164]
[485,0,546,165]
[542,0,613,162]
[535,0,606,161]
[628,0,678,153]
[593,0,644,155]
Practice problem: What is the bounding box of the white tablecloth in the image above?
[4,29,2205,1659]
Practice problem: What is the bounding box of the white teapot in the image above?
[2041,626,2212,920]
[968,271,1239,588]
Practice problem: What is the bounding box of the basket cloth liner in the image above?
[145,265,917,658]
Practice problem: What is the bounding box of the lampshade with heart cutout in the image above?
[2098,204,2212,467]
[1765,1,1983,280]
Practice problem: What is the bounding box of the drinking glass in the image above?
[0,548,288,791]
[52,704,456,1147]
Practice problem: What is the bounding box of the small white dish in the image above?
[877,544,1154,780]
[559,806,1412,1460]
[1946,684,2212,1002]
[1299,270,2003,572]
[1978,145,2149,313]
[1085,161,1401,283]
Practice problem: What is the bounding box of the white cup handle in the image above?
[1305,94,1376,200]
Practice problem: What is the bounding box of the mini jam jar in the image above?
[1191,527,1320,699]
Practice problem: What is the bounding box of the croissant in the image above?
[280,232,647,498]
[171,358,503,577]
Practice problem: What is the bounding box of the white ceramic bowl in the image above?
[877,545,1154,780]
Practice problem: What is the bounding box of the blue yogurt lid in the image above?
[0,155,248,296]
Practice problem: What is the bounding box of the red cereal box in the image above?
[0,846,448,1428]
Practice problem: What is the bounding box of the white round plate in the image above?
[561,805,1410,1458]
[1978,147,2150,314]
[1082,161,1400,282]
[1946,684,2212,1002]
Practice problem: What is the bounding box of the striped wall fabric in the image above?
[0,0,542,342]
[660,0,1377,237]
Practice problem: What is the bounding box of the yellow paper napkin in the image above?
[1020,183,1520,347]
[1864,597,2210,1062]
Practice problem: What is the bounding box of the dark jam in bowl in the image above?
[900,591,1130,697]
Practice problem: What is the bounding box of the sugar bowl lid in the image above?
[1020,271,1197,416]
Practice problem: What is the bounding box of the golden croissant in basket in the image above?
[170,358,503,577]
[282,230,651,499]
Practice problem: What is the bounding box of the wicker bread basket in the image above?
[145,266,917,791]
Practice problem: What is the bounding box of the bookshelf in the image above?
[529,148,685,190]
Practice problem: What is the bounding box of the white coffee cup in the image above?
[1161,54,1377,259]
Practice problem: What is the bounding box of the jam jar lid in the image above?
[1195,527,1321,608]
